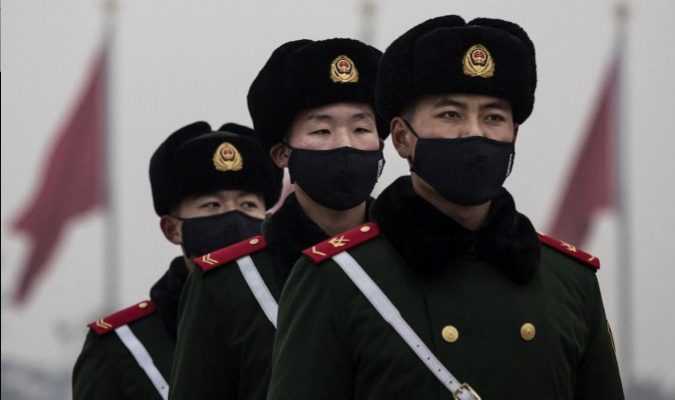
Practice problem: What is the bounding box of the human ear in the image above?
[391,117,415,159]
[160,215,182,245]
[270,143,290,168]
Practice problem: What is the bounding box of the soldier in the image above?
[268,15,625,399]
[168,38,385,399]
[72,121,281,400]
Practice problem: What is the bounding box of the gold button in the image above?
[360,225,371,233]
[138,302,148,309]
[520,323,536,341]
[441,325,459,343]
[249,238,260,245]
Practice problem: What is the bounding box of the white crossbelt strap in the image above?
[332,252,481,400]
[237,255,278,328]
[115,325,169,400]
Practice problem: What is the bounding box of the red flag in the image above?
[11,49,107,304]
[548,57,619,245]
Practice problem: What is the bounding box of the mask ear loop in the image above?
[402,119,421,139]
[165,214,190,257]
[402,119,420,171]
[280,140,296,183]
[281,139,293,149]
[280,140,296,156]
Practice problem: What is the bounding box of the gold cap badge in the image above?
[462,44,495,78]
[330,55,359,83]
[213,142,243,172]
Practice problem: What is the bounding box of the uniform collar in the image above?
[263,193,374,280]
[371,176,540,284]
[149,256,189,337]
[262,193,330,279]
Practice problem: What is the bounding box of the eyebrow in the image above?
[187,192,219,200]
[305,112,374,122]
[306,113,333,122]
[350,112,374,121]
[433,97,512,111]
[433,98,466,109]
[481,99,512,111]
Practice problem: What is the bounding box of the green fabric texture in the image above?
[72,312,175,400]
[268,236,624,399]
[169,249,283,400]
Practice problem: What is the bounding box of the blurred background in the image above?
[2,0,674,398]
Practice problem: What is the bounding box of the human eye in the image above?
[437,110,461,120]
[239,194,264,211]
[485,113,507,123]
[309,128,331,135]
[197,196,221,210]
[240,200,260,210]
[354,126,374,134]
[199,200,221,210]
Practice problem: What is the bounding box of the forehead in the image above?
[412,93,513,111]
[297,101,374,121]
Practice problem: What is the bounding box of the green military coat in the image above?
[169,242,282,399]
[268,177,624,400]
[72,257,188,400]
[169,194,329,400]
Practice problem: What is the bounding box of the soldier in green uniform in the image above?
[268,15,625,399]
[72,121,281,400]
[168,38,386,400]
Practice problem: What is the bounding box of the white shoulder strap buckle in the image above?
[237,255,278,328]
[332,251,480,400]
[115,325,169,400]
[454,383,481,400]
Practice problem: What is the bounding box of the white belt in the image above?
[237,255,278,328]
[115,325,169,399]
[332,252,481,400]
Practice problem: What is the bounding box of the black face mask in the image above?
[405,120,515,206]
[287,145,384,210]
[178,210,263,257]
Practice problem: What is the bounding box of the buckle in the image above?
[452,383,481,400]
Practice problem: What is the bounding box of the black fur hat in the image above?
[375,15,537,124]
[247,38,386,152]
[149,122,283,215]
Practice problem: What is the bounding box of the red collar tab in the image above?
[195,235,267,272]
[303,222,380,264]
[88,300,157,335]
[538,233,600,271]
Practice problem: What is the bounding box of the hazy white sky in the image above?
[2,0,675,395]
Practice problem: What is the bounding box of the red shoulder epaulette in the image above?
[88,300,156,335]
[538,233,600,271]
[195,235,266,272]
[302,222,380,264]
